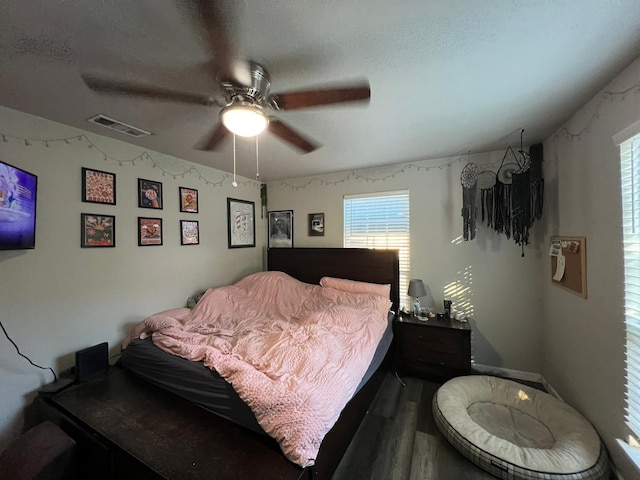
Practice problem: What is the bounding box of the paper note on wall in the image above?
[553,254,566,281]
[566,240,580,253]
[549,240,562,256]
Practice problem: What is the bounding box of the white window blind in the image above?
[344,191,410,306]
[621,133,640,439]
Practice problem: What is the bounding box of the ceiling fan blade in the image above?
[82,75,216,106]
[194,0,251,86]
[195,122,229,151]
[270,82,370,110]
[269,118,319,153]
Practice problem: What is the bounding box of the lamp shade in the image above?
[220,103,269,137]
[407,279,427,298]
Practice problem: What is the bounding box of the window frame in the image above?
[618,126,640,444]
[343,190,410,306]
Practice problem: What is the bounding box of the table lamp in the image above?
[408,279,427,315]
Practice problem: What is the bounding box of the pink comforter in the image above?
[124,271,390,467]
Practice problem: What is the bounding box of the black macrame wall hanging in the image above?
[461,162,478,241]
[461,132,544,256]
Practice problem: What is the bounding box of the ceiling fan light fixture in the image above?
[220,103,269,137]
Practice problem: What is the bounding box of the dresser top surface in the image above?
[47,367,302,479]
[395,314,471,331]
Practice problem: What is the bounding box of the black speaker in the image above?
[75,342,109,383]
[529,143,543,181]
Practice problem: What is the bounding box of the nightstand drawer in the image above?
[393,316,471,380]
[402,349,467,369]
[399,328,462,355]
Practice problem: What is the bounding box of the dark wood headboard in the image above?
[267,248,400,313]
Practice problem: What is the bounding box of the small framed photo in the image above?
[82,167,116,205]
[227,198,255,248]
[138,217,163,246]
[308,213,324,236]
[180,220,199,245]
[138,178,163,209]
[268,210,294,248]
[81,213,115,248]
[179,187,198,213]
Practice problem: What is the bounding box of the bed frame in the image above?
[268,247,400,314]
[37,247,399,480]
[268,248,400,479]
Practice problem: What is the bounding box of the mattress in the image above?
[121,310,394,435]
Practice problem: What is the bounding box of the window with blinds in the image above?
[621,133,640,440]
[343,191,410,306]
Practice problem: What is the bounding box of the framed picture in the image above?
[81,213,115,248]
[227,198,255,248]
[180,220,199,245]
[138,217,163,246]
[268,210,294,248]
[138,178,163,209]
[308,213,325,236]
[179,187,198,213]
[82,167,116,205]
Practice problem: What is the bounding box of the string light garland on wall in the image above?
[276,144,532,190]
[0,132,260,189]
[0,75,637,192]
[277,157,469,190]
[553,76,640,141]
[277,75,640,190]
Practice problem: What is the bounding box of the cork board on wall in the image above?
[550,236,587,298]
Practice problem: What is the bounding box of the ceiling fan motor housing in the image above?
[221,61,271,107]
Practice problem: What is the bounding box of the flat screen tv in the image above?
[0,160,37,250]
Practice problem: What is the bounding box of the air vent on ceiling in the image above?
[87,114,151,138]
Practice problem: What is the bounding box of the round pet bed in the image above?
[432,375,609,480]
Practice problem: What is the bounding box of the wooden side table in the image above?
[394,314,471,380]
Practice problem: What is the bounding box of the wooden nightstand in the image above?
[394,314,471,380]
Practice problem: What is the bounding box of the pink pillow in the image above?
[320,276,391,299]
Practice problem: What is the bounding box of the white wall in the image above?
[0,106,266,451]
[540,56,640,478]
[5,52,638,476]
[267,151,544,373]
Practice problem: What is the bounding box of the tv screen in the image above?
[0,160,37,250]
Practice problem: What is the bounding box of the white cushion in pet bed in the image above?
[432,375,609,480]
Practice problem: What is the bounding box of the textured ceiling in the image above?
[1,1,640,181]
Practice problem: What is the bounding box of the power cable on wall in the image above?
[0,320,57,382]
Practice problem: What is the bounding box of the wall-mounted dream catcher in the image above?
[461,130,544,255]
[461,162,478,241]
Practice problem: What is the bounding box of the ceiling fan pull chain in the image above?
[232,133,238,187]
[255,135,260,181]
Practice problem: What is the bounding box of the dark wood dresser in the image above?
[36,367,304,480]
[394,314,471,380]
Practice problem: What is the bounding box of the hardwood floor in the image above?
[333,373,504,480]
[334,373,619,480]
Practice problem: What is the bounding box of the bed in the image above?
[120,247,400,480]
